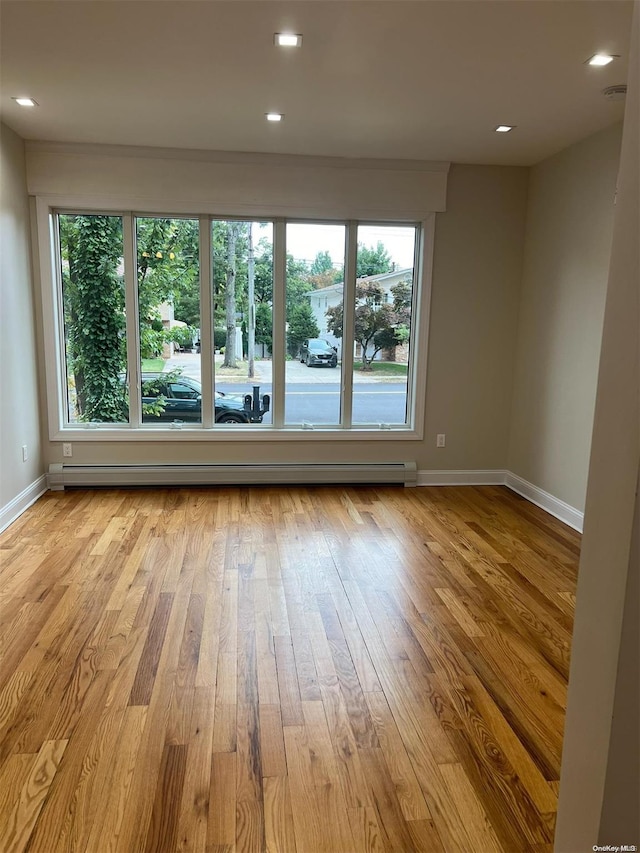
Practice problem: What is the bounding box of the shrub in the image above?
[167,325,196,350]
[214,328,227,350]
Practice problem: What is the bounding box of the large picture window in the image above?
[48,210,427,438]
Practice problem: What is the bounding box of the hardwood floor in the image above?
[0,485,580,852]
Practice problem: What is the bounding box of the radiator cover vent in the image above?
[48,462,417,489]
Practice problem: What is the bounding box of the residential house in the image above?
[309,267,413,359]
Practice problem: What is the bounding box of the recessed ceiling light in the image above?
[495,125,515,133]
[274,33,302,47]
[266,112,284,122]
[12,97,38,107]
[586,54,617,66]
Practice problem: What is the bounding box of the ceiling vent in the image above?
[602,85,627,101]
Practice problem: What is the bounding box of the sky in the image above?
[285,223,416,271]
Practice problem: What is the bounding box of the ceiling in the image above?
[0,0,632,166]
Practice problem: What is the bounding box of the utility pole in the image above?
[247,221,255,378]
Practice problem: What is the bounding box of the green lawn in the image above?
[352,361,408,376]
[141,358,166,372]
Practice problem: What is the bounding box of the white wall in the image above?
[555,3,639,845]
[599,477,639,843]
[0,123,44,522]
[426,164,528,471]
[508,123,623,511]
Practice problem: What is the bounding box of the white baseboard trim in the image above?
[417,469,507,486]
[0,475,48,535]
[416,468,583,532]
[504,472,583,532]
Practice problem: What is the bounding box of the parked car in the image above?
[140,373,268,424]
[299,339,338,367]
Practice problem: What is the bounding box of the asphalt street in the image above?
[165,354,409,425]
[216,381,408,425]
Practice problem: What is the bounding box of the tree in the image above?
[390,278,412,325]
[310,250,334,276]
[356,241,393,278]
[246,247,326,319]
[308,250,342,288]
[254,237,274,303]
[285,255,313,320]
[287,302,320,357]
[307,250,339,290]
[326,279,410,369]
[170,219,200,326]
[255,302,273,353]
[61,214,128,421]
[136,218,199,337]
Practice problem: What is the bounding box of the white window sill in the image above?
[50,425,422,442]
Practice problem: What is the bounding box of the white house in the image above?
[309,267,413,357]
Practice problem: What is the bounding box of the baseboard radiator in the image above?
[48,461,417,489]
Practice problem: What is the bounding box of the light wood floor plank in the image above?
[0,739,68,853]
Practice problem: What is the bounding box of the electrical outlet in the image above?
[62,442,73,458]
[22,445,28,462]
[436,433,446,448]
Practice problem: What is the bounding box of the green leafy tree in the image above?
[254,237,274,303]
[285,256,313,320]
[171,219,199,326]
[61,214,128,421]
[255,302,273,353]
[287,302,320,357]
[310,250,334,276]
[136,218,199,333]
[390,278,412,325]
[308,250,342,289]
[253,252,312,318]
[140,328,165,359]
[135,218,200,362]
[356,241,393,278]
[326,279,410,369]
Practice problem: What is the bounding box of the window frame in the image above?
[35,196,434,442]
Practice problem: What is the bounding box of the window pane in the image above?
[352,225,417,426]
[58,214,128,424]
[285,223,345,426]
[136,217,201,425]
[212,220,273,425]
